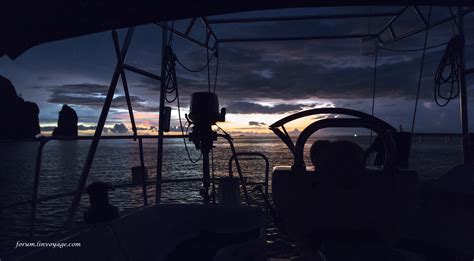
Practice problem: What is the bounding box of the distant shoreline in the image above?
[0,132,466,143]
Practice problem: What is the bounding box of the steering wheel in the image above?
[270,108,398,173]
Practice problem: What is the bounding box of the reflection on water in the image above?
[0,136,463,250]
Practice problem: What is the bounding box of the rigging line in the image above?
[213,48,220,93]
[167,21,175,46]
[379,41,448,52]
[207,46,211,92]
[370,43,378,144]
[433,35,463,107]
[211,147,216,203]
[368,6,376,144]
[215,124,232,139]
[165,26,202,163]
[176,82,202,163]
[175,51,216,73]
[371,53,377,118]
[411,6,432,134]
[164,22,179,103]
[164,49,178,103]
[448,6,462,33]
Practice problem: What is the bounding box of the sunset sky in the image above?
[1,6,474,136]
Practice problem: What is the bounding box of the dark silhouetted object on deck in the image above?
[187,92,226,203]
[365,132,412,168]
[52,104,78,137]
[310,140,365,188]
[0,75,40,139]
[83,182,119,224]
[469,133,474,164]
[310,140,331,170]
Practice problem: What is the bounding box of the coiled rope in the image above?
[433,35,464,107]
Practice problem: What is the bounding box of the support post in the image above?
[202,152,211,203]
[29,138,47,237]
[112,31,138,139]
[139,138,148,205]
[217,134,250,205]
[66,28,134,227]
[458,7,470,164]
[156,23,168,204]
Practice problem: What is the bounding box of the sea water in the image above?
[0,136,463,251]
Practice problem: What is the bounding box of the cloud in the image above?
[42,123,131,134]
[169,44,446,103]
[48,83,158,112]
[78,125,96,131]
[109,123,128,134]
[9,7,474,135]
[227,102,305,114]
[249,121,266,127]
[46,83,159,112]
[40,126,55,132]
[42,124,96,132]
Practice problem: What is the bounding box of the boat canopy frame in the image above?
[3,4,472,235]
[64,4,474,228]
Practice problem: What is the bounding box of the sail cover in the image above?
[1,0,473,59]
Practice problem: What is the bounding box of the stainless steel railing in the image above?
[2,134,268,239]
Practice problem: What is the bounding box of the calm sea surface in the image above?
[0,135,463,251]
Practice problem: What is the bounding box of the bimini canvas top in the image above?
[1,0,474,59]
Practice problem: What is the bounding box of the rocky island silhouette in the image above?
[0,75,79,140]
[0,75,40,140]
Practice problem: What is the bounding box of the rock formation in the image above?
[53,104,78,137]
[0,75,40,140]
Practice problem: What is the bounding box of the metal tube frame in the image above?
[457,6,470,164]
[29,139,47,238]
[27,134,184,236]
[156,23,168,204]
[207,12,400,24]
[154,20,218,50]
[216,134,251,205]
[25,135,187,238]
[228,152,270,198]
[378,7,474,45]
[24,132,269,235]
[112,30,138,139]
[28,5,472,236]
[65,23,173,226]
[65,27,136,228]
[138,138,148,205]
[219,34,376,43]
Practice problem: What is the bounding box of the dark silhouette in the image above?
[469,133,474,164]
[83,182,119,224]
[309,140,331,170]
[364,132,412,168]
[52,104,78,137]
[310,140,365,172]
[310,140,365,188]
[0,75,40,139]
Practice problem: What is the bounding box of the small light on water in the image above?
[353,134,357,137]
